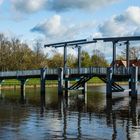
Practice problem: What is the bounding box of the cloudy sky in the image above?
[0,0,140,60]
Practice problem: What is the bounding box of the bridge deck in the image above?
[0,67,140,81]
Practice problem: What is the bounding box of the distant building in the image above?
[111,59,140,67]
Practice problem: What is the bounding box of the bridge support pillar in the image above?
[20,79,28,100]
[130,67,138,99]
[58,68,63,95]
[82,82,87,95]
[65,68,70,97]
[40,68,46,97]
[106,67,112,98]
[65,80,70,96]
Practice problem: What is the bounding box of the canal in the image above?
[0,85,140,140]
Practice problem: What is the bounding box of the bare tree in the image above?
[120,47,140,60]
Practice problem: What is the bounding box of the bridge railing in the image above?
[113,67,140,75]
[0,67,139,78]
[0,70,41,77]
[68,67,107,75]
[68,67,140,75]
[0,68,58,78]
[113,67,130,75]
[45,69,58,75]
[0,71,17,77]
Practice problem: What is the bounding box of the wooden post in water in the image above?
[20,79,27,101]
[82,82,87,104]
[106,67,112,98]
[82,82,87,95]
[40,68,46,97]
[130,67,138,99]
[65,68,70,96]
[58,68,63,95]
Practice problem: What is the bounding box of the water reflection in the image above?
[20,90,26,104]
[55,94,86,139]
[106,97,140,140]
[0,87,140,139]
[39,90,140,139]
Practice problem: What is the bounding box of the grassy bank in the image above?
[1,77,103,87]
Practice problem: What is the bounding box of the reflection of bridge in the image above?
[0,67,140,98]
[43,92,140,139]
[1,86,139,139]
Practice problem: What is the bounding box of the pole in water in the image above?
[58,67,64,95]
[82,82,87,95]
[40,68,46,96]
[40,68,46,115]
[130,67,138,99]
[20,79,28,102]
[65,68,70,96]
[106,67,113,98]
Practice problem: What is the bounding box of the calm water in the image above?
[0,85,140,140]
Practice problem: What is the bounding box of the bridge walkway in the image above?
[0,67,139,98]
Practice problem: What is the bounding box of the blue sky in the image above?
[0,0,140,60]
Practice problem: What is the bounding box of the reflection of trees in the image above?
[87,92,104,112]
[0,99,29,128]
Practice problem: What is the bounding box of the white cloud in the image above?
[11,0,118,14]
[30,6,140,62]
[96,6,140,61]
[11,0,47,13]
[31,15,96,42]
[98,17,130,37]
[125,6,140,26]
[98,6,140,37]
[31,15,65,39]
[115,6,140,27]
[47,0,117,12]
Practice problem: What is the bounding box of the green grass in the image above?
[2,77,103,86]
[88,77,103,83]
[2,79,20,86]
[2,79,58,86]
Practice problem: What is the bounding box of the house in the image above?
[111,59,140,67]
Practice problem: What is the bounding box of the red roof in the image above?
[111,59,140,67]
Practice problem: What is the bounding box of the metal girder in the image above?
[44,36,140,48]
[93,36,140,42]
[44,40,97,48]
[44,39,87,48]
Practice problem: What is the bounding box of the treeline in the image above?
[0,34,108,71]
